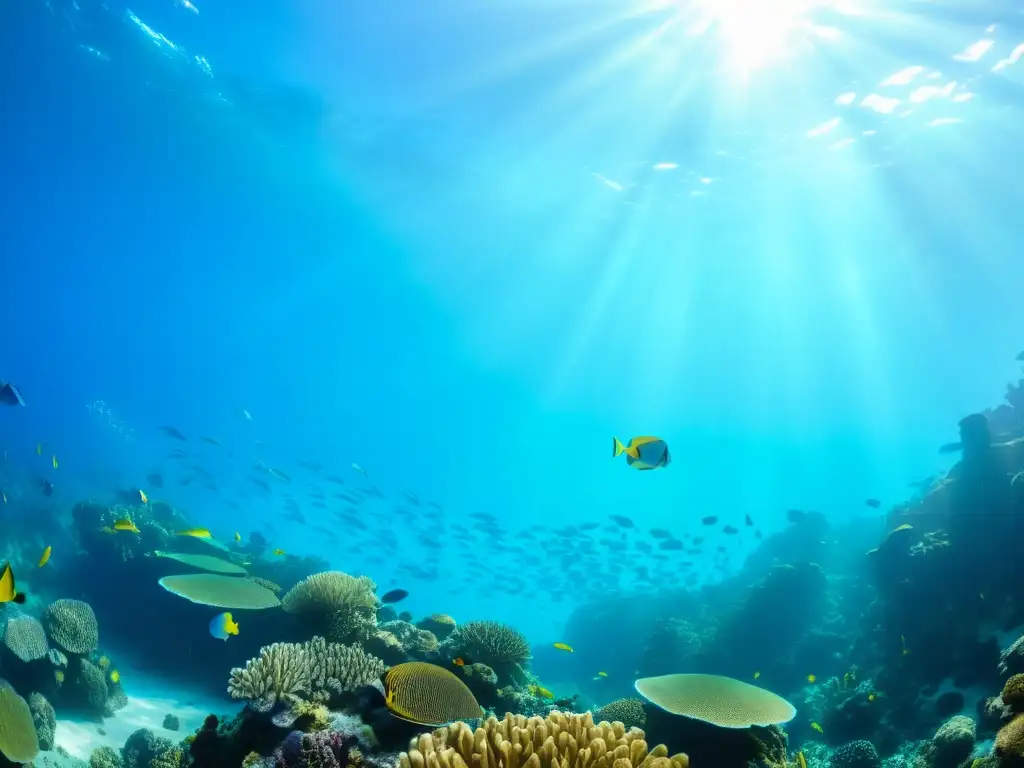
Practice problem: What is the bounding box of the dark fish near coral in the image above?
[649,528,671,539]
[0,381,25,406]
[786,509,805,523]
[745,514,754,526]
[701,516,717,526]
[380,589,409,604]
[865,498,880,508]
[610,515,635,528]
[147,472,164,488]
[39,479,54,496]
[159,426,188,441]
[612,436,671,470]
[938,442,962,454]
[722,525,739,535]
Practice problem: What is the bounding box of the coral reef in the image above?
[441,620,531,685]
[28,692,56,751]
[594,698,647,730]
[282,571,379,644]
[830,740,880,768]
[43,598,100,655]
[0,683,40,764]
[398,711,689,768]
[3,615,50,662]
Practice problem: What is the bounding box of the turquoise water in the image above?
[1,5,1024,766]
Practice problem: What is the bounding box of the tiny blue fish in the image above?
[209,612,239,640]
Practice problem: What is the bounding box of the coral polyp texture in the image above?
[0,683,40,764]
[633,674,796,728]
[399,711,689,768]
[442,620,532,667]
[594,698,647,730]
[42,598,100,655]
[3,615,50,662]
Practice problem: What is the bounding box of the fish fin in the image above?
[612,437,626,458]
[13,592,26,604]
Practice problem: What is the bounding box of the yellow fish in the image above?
[175,528,211,539]
[1,491,6,504]
[36,443,42,456]
[139,489,148,504]
[38,546,51,568]
[0,563,27,604]
[810,722,823,733]
[612,436,671,470]
[753,671,761,679]
[552,642,574,653]
[272,548,286,556]
[596,671,608,677]
[795,751,807,768]
[52,454,58,469]
[113,518,140,534]
[528,685,554,699]
[110,669,120,684]
[55,670,64,684]
[234,532,241,543]
[868,693,877,702]
[807,674,816,683]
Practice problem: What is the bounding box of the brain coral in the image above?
[399,710,688,768]
[3,615,50,661]
[830,740,880,768]
[0,684,40,764]
[43,598,99,654]
[930,715,976,767]
[443,620,532,667]
[595,698,647,730]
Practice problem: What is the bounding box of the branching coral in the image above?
[228,641,312,712]
[399,711,688,768]
[307,636,387,695]
[228,637,386,712]
[43,598,100,654]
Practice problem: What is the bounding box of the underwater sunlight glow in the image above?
[645,0,849,71]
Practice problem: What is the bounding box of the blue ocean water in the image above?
[1,1,1024,766]
[5,0,1021,633]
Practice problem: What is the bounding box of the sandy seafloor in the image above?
[35,660,239,768]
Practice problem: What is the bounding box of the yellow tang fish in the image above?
[553,642,574,653]
[596,671,608,677]
[175,528,212,539]
[795,751,807,768]
[810,722,823,734]
[110,669,120,684]
[55,670,64,684]
[753,671,761,679]
[868,693,877,702]
[36,443,42,456]
[528,685,554,699]
[139,489,148,504]
[612,436,671,471]
[0,563,27,604]
[38,546,52,568]
[234,532,241,543]
[807,674,816,683]
[113,518,140,533]
[52,455,58,469]
[272,548,286,556]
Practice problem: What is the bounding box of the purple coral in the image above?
[274,729,353,768]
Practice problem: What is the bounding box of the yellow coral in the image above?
[292,700,331,732]
[1003,675,1024,711]
[997,714,1024,759]
[399,710,688,768]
